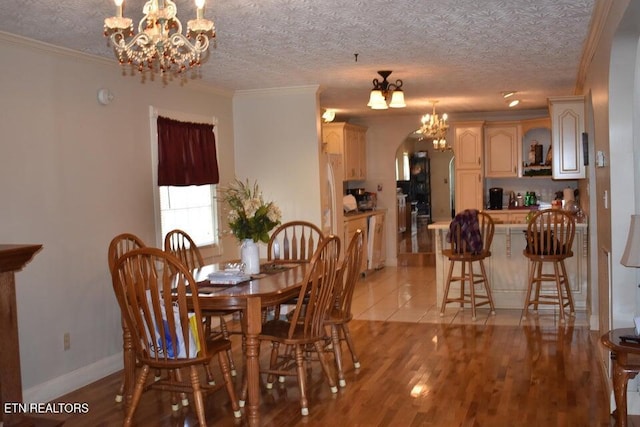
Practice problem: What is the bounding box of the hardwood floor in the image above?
[45,266,614,426]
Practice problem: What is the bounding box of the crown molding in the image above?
[575,0,614,93]
[0,30,233,97]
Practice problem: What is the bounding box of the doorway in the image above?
[395,133,455,266]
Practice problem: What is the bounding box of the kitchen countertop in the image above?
[343,209,386,220]
[428,220,587,229]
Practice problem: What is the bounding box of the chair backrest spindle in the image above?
[268,221,324,263]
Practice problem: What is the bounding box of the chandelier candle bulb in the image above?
[195,0,206,19]
[114,0,123,18]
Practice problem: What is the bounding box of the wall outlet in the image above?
[64,332,70,351]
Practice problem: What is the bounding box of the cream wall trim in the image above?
[23,353,122,405]
[0,30,233,98]
[0,29,113,64]
[234,85,321,98]
[576,0,614,93]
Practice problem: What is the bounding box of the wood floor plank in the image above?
[46,265,614,426]
[50,319,612,426]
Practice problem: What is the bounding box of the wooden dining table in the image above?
[120,260,309,427]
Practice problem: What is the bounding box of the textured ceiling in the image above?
[0,0,595,120]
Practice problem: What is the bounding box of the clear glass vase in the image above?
[240,239,260,274]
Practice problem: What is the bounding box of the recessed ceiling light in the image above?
[502,91,516,98]
[508,99,520,107]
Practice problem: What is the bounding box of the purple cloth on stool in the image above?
[446,209,483,254]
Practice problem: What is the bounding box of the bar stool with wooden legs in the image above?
[440,210,496,321]
[522,209,576,323]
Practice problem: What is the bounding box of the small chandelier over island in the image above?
[104,0,215,76]
[419,100,451,152]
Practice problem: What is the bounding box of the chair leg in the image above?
[266,342,281,388]
[124,365,150,427]
[459,261,467,309]
[173,369,189,408]
[188,366,207,427]
[218,316,237,376]
[115,378,125,403]
[523,260,537,320]
[294,345,310,416]
[440,260,456,316]
[330,324,346,387]
[217,350,242,418]
[559,260,575,315]
[314,341,338,393]
[341,323,361,369]
[478,259,496,315]
[533,262,543,311]
[553,262,566,323]
[466,261,477,321]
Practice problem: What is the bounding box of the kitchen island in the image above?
[428,220,588,310]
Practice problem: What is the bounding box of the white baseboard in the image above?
[23,353,122,404]
[629,390,640,415]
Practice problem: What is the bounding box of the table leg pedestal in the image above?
[244,297,262,427]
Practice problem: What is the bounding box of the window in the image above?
[149,107,220,248]
[159,185,218,246]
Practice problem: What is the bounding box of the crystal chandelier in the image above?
[367,71,406,110]
[104,0,215,75]
[419,101,451,151]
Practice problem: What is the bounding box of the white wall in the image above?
[232,86,323,248]
[0,33,236,402]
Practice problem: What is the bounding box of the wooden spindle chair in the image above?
[324,228,364,388]
[164,229,238,376]
[111,247,241,425]
[255,235,341,416]
[266,221,325,320]
[107,233,148,404]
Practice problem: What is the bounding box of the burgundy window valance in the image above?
[157,116,219,186]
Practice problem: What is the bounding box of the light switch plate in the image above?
[634,316,640,335]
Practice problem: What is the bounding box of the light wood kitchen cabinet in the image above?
[454,122,484,211]
[454,121,484,170]
[344,215,368,274]
[322,122,367,181]
[369,212,386,270]
[548,96,585,179]
[484,122,521,178]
